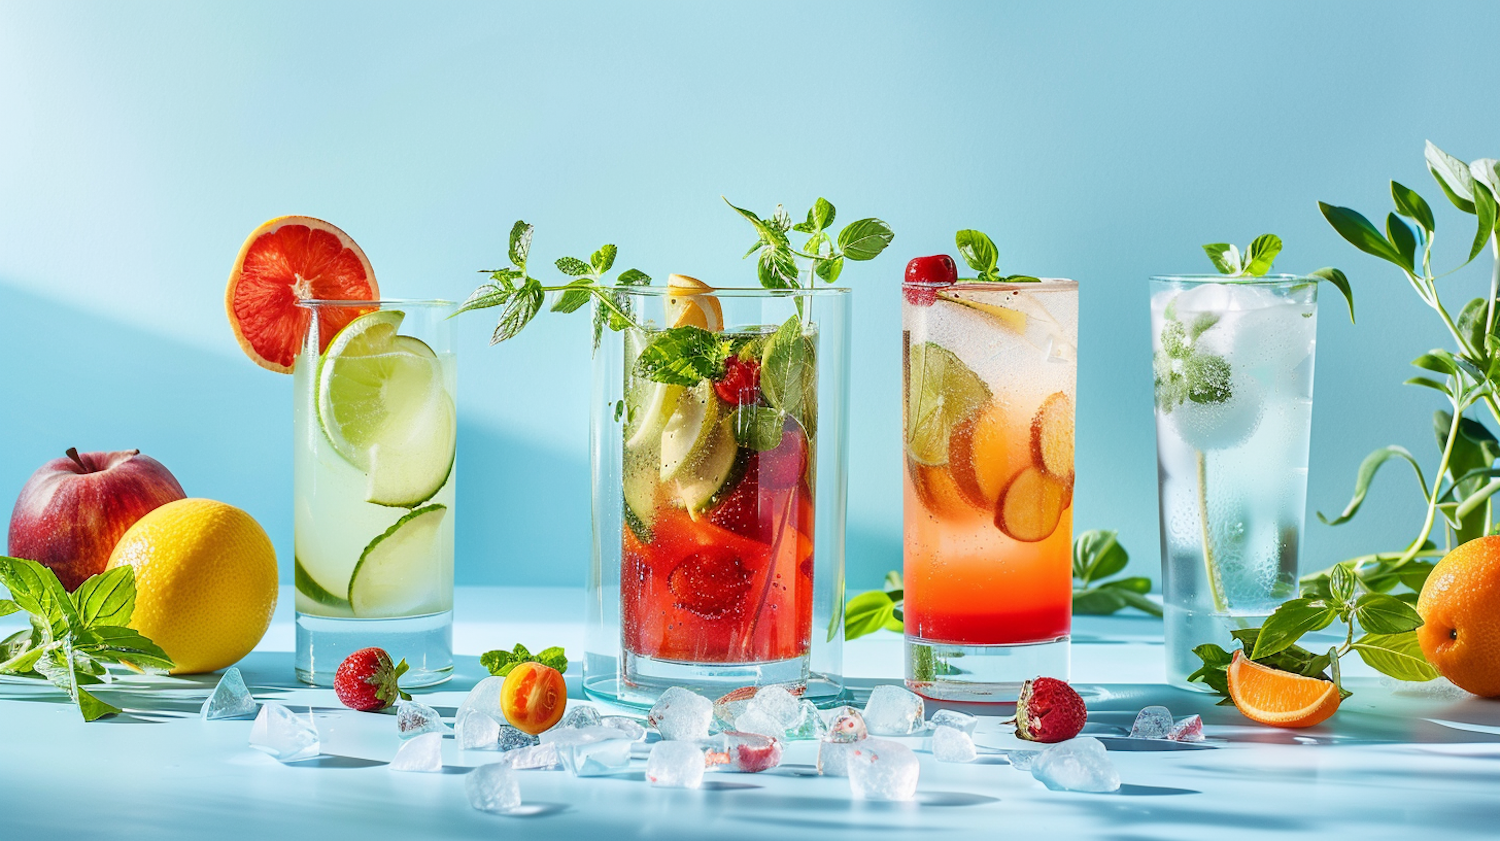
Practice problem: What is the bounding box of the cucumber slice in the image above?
[626,382,684,451]
[317,311,457,508]
[674,418,739,515]
[623,441,659,536]
[348,504,448,617]
[660,381,720,481]
[294,556,350,609]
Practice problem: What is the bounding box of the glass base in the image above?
[905,635,1069,702]
[583,650,849,710]
[295,610,453,687]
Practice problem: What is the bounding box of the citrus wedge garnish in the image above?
[1226,651,1341,728]
[317,310,456,507]
[348,504,448,617]
[905,342,991,466]
[660,381,721,482]
[226,216,378,373]
[665,274,724,331]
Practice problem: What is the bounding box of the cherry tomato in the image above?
[500,662,567,734]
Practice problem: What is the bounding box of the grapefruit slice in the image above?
[950,400,1031,510]
[1226,651,1341,728]
[226,216,379,373]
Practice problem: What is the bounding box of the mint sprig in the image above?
[480,642,568,677]
[953,229,1039,283]
[727,197,893,288]
[0,558,175,721]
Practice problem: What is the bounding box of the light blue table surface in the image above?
[2,586,1496,839]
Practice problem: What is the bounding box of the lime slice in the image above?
[627,382,684,452]
[674,418,739,516]
[318,311,457,507]
[623,441,660,538]
[348,503,448,617]
[906,342,992,466]
[660,381,721,481]
[294,556,350,609]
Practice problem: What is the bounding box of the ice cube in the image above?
[931,725,976,763]
[818,740,858,776]
[646,741,706,788]
[824,706,868,743]
[599,715,647,741]
[248,702,320,763]
[1167,714,1204,742]
[786,700,828,741]
[1129,705,1173,740]
[497,724,540,751]
[734,708,786,741]
[747,685,803,729]
[701,731,782,773]
[455,708,501,749]
[1030,737,1120,793]
[648,687,714,741]
[1008,750,1038,770]
[929,709,977,735]
[200,667,258,720]
[560,737,632,777]
[711,697,749,733]
[501,743,559,770]
[466,762,521,813]
[557,704,602,730]
[389,732,443,772]
[863,685,925,735]
[456,676,505,723]
[1167,368,1265,451]
[540,725,619,747]
[396,700,449,739]
[848,738,920,801]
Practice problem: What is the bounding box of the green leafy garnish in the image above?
[480,643,568,677]
[1153,297,1233,413]
[0,558,175,721]
[729,197,893,289]
[1200,233,1355,322]
[953,229,1039,283]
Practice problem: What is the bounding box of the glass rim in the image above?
[1148,273,1315,286]
[929,277,1077,291]
[602,285,851,298]
[295,297,456,308]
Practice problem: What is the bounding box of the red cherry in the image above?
[903,255,957,307]
[715,356,761,406]
[760,419,808,490]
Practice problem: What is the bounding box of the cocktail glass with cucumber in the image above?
[292,299,457,687]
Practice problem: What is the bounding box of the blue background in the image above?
[1,1,1495,590]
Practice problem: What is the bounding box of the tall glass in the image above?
[585,285,851,709]
[292,299,457,687]
[902,279,1078,701]
[1149,276,1316,690]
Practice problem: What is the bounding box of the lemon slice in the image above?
[665,274,724,331]
[318,311,457,507]
[348,504,447,617]
[905,342,992,466]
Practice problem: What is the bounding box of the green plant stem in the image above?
[1196,450,1229,613]
[1397,405,1466,567]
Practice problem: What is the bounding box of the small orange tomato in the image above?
[500,662,567,734]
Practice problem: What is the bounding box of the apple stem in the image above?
[65,448,88,472]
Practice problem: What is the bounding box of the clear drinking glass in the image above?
[292,299,457,687]
[1149,275,1317,690]
[901,278,1078,701]
[584,284,851,709]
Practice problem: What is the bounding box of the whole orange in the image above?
[1416,535,1500,697]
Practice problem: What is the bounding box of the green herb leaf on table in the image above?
[480,643,569,677]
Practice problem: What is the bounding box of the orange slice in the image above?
[1226,651,1341,728]
[1031,392,1074,487]
[995,466,1069,542]
[950,400,1031,510]
[226,216,378,373]
[665,274,724,331]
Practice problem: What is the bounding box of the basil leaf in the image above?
[758,246,799,289]
[0,557,76,636]
[1072,587,1126,615]
[1242,234,1282,277]
[75,626,174,673]
[1317,446,1428,526]
[816,255,844,284]
[71,566,136,629]
[535,646,569,674]
[1386,214,1417,271]
[508,220,533,269]
[837,218,894,261]
[1202,242,1239,275]
[1391,181,1436,233]
[844,590,898,641]
[1187,643,1233,695]
[1250,598,1338,659]
[1072,529,1127,584]
[731,405,785,451]
[1352,631,1439,681]
[1353,593,1424,634]
[1308,267,1355,324]
[1425,140,1476,213]
[1469,183,1496,263]
[1330,563,1356,603]
[1319,202,1407,268]
[956,229,1000,275]
[0,599,19,619]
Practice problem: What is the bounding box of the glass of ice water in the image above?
[1149,276,1317,690]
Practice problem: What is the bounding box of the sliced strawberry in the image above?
[668,548,753,619]
[760,419,808,490]
[715,356,762,406]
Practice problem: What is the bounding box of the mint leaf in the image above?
[635,326,733,386]
[0,600,18,618]
[955,229,999,277]
[1319,202,1408,268]
[591,244,617,274]
[508,220,533,269]
[1387,213,1418,271]
[760,316,816,433]
[1352,631,1438,681]
[71,566,135,628]
[1250,598,1338,659]
[480,643,568,676]
[555,256,591,276]
[1242,234,1282,276]
[731,404,785,451]
[452,282,511,318]
[489,279,545,345]
[815,255,844,284]
[1184,353,1232,404]
[551,280,594,314]
[536,646,569,674]
[837,218,894,261]
[758,246,799,289]
[1203,242,1241,275]
[74,626,174,673]
[1188,643,1234,695]
[1330,563,1357,603]
[1470,183,1497,263]
[812,198,835,230]
[0,557,76,637]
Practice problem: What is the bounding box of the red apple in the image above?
[8,448,186,590]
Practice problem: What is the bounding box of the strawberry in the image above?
[759,419,808,490]
[1011,676,1086,743]
[903,255,957,306]
[668,549,753,619]
[708,458,769,542]
[334,647,412,712]
[715,356,762,406]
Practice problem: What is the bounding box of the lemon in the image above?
[905,342,991,466]
[106,498,278,674]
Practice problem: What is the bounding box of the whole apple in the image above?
[8,448,186,590]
